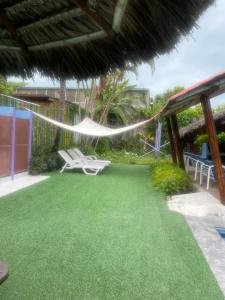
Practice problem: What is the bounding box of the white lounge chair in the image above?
[58,150,105,175]
[71,148,111,166]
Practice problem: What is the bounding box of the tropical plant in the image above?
[94,70,139,126]
[150,160,193,195]
[194,132,225,146]
[151,86,184,115]
[0,75,26,95]
[194,134,208,146]
[177,104,203,128]
[139,86,184,121]
[217,132,225,143]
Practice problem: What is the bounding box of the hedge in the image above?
[150,160,193,196]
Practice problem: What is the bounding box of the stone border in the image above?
[186,215,225,296]
[0,175,49,198]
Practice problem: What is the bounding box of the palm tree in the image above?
[94,70,139,127]
[92,70,140,150]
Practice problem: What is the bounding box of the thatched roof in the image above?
[179,110,225,138]
[0,0,214,79]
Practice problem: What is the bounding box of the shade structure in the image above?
[0,0,214,79]
[159,70,225,204]
[31,110,152,137]
[158,70,225,118]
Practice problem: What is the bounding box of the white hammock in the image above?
[32,110,153,137]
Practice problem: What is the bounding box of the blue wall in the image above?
[0,106,32,120]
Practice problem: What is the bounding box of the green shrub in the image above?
[150,160,193,195]
[194,132,225,146]
[30,145,65,174]
[194,134,208,146]
[110,135,145,155]
[75,142,96,156]
[101,150,156,165]
[217,132,225,143]
[95,138,110,154]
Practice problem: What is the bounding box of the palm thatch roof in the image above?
[0,0,214,79]
[180,109,225,138]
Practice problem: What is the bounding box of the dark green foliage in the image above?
[140,86,184,118]
[177,105,203,127]
[75,142,96,156]
[30,146,66,173]
[111,135,144,154]
[101,150,156,165]
[95,137,111,154]
[30,147,58,174]
[194,132,225,146]
[194,134,209,146]
[217,132,225,143]
[150,160,193,195]
[95,135,145,155]
[0,75,26,95]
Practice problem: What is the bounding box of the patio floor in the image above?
[0,164,223,300]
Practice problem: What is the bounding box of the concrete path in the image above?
[168,192,225,296]
[0,174,49,198]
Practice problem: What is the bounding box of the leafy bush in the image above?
[110,135,145,155]
[217,132,225,143]
[75,142,96,156]
[101,150,156,165]
[194,132,225,146]
[30,146,64,174]
[177,105,203,127]
[194,134,208,146]
[150,160,193,196]
[94,135,146,155]
[95,138,111,154]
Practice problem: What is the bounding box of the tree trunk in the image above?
[93,76,107,150]
[53,78,66,151]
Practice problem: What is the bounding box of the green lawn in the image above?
[0,164,223,300]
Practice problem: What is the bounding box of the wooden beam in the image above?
[18,8,84,35]
[28,30,106,51]
[170,114,185,169]
[166,117,177,164]
[201,95,225,204]
[0,45,22,51]
[71,0,113,36]
[112,0,128,33]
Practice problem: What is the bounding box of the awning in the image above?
[158,70,225,118]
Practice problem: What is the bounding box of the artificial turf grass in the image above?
[0,164,223,300]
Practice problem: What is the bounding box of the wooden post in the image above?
[170,114,185,169]
[166,117,177,164]
[201,95,225,204]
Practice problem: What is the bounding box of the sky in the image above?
[8,0,225,106]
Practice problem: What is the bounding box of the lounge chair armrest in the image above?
[86,155,97,160]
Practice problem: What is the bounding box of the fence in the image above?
[0,93,75,150]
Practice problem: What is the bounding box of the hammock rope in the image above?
[31,110,154,137]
